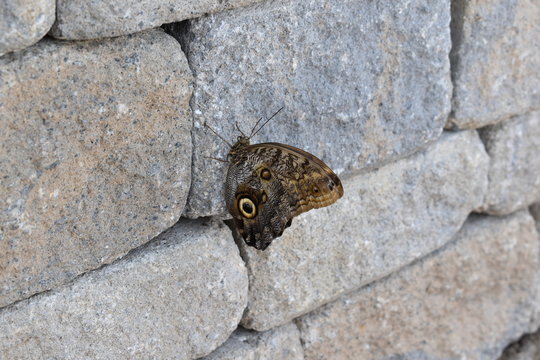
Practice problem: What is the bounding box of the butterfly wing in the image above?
[225,142,343,250]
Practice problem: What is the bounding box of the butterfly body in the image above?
[225,135,343,250]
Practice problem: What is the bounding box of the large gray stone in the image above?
[50,0,264,40]
[202,323,303,360]
[178,0,452,218]
[239,130,489,331]
[0,219,248,360]
[0,0,55,56]
[296,211,540,360]
[479,111,540,215]
[448,0,540,129]
[0,29,192,307]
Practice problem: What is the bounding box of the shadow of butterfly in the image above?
[205,108,344,250]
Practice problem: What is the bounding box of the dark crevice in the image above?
[447,0,467,126]
[162,20,192,59]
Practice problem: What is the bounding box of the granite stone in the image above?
[50,0,264,40]
[0,29,192,307]
[296,211,540,360]
[0,219,248,360]
[0,0,55,56]
[479,111,540,215]
[448,0,540,129]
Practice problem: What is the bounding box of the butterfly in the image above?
[205,109,343,250]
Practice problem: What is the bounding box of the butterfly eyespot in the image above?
[313,186,320,193]
[260,168,272,180]
[238,197,257,219]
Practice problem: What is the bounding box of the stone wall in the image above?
[0,0,539,359]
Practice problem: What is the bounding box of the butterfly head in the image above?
[228,135,251,159]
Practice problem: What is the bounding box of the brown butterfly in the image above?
[206,109,343,250]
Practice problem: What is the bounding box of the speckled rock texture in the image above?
[239,130,489,331]
[479,111,540,215]
[296,211,540,360]
[0,0,55,56]
[0,29,192,307]
[448,0,540,129]
[176,0,452,218]
[202,323,303,360]
[0,219,248,360]
[50,0,265,40]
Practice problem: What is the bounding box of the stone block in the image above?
[178,0,452,217]
[50,0,264,40]
[448,0,540,129]
[240,130,489,331]
[0,219,248,360]
[479,111,540,215]
[296,211,540,360]
[0,0,55,56]
[202,323,303,360]
[0,29,192,307]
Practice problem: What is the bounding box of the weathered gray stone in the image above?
[448,0,540,129]
[179,0,452,218]
[0,29,192,307]
[239,130,489,331]
[500,330,540,360]
[0,219,248,360]
[479,111,540,215]
[0,0,55,56]
[202,323,303,360]
[50,0,264,40]
[296,211,540,360]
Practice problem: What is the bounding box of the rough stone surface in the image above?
[448,0,540,129]
[296,211,540,360]
[202,323,303,360]
[178,0,452,217]
[0,219,248,360]
[50,0,264,40]
[0,0,55,56]
[0,29,192,307]
[479,111,540,215]
[499,330,540,360]
[239,130,489,331]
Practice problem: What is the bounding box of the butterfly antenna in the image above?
[249,116,265,138]
[204,121,233,148]
[250,107,284,139]
[235,121,247,137]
